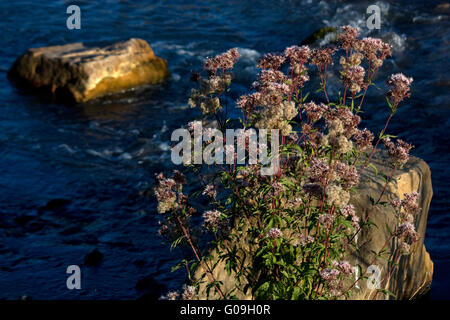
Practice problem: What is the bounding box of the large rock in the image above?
[195,152,433,299]
[8,38,169,103]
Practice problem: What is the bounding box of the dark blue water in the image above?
[0,0,448,299]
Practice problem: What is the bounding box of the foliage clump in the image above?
[155,26,419,300]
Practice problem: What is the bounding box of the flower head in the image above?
[202,184,217,199]
[383,137,413,166]
[353,128,374,150]
[267,227,282,239]
[320,268,340,281]
[181,285,196,300]
[396,222,419,242]
[387,73,413,107]
[203,210,224,230]
[338,26,360,52]
[204,48,240,72]
[257,53,286,70]
[311,47,336,69]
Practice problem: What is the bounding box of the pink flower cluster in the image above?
[267,227,282,239]
[202,210,224,230]
[319,213,335,230]
[335,161,359,189]
[320,268,340,281]
[338,26,360,52]
[340,204,359,229]
[203,184,217,199]
[396,222,419,243]
[257,53,286,70]
[383,137,413,166]
[353,128,374,150]
[356,37,391,69]
[303,101,327,123]
[311,47,336,70]
[298,233,314,247]
[181,285,196,300]
[387,73,413,108]
[308,158,330,182]
[204,48,240,73]
[332,260,353,275]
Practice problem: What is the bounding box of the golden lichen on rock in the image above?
[8,38,170,103]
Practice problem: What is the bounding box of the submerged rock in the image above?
[194,152,434,300]
[136,275,167,300]
[301,26,338,46]
[84,248,104,267]
[8,38,170,103]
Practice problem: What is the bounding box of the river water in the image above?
[0,0,448,299]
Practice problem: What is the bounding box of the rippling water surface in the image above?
[0,0,448,299]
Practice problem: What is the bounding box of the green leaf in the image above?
[255,282,271,299]
[368,163,378,176]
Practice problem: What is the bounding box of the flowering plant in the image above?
[155,26,419,300]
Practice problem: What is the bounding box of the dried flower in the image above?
[335,135,354,155]
[325,184,350,208]
[326,119,345,137]
[399,242,411,255]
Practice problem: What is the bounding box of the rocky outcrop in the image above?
[301,26,338,46]
[346,153,433,299]
[195,152,433,300]
[8,38,169,103]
